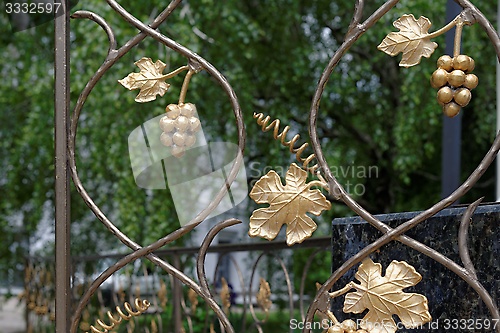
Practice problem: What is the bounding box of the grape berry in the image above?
[431,55,478,118]
[159,103,201,158]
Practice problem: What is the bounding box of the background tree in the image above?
[0,0,497,287]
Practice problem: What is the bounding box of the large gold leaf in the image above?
[118,57,171,103]
[343,258,431,333]
[377,14,438,67]
[249,163,331,245]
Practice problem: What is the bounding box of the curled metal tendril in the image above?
[253,112,318,173]
[71,10,117,55]
[88,298,150,333]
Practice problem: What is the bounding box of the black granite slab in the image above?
[331,203,499,332]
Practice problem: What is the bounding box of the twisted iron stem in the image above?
[253,112,318,173]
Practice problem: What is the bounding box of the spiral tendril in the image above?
[253,112,318,173]
[87,298,150,333]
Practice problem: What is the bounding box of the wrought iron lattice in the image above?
[52,0,500,332]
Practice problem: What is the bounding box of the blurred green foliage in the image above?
[0,0,497,296]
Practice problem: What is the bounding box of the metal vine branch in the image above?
[55,0,500,333]
[312,258,432,333]
[377,11,474,67]
[339,259,430,333]
[378,11,478,117]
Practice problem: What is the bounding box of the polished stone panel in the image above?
[331,203,499,332]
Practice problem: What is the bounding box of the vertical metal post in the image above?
[441,0,462,200]
[24,260,31,332]
[54,0,71,331]
[496,0,500,201]
[173,254,183,333]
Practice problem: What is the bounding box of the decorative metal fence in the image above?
[23,237,331,333]
[51,0,499,333]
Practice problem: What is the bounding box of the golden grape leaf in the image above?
[151,319,158,333]
[220,277,231,314]
[256,278,272,313]
[188,288,198,313]
[249,163,331,246]
[377,14,438,67]
[343,258,431,333]
[118,57,171,103]
[158,279,168,308]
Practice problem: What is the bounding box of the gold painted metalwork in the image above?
[120,58,202,159]
[151,319,158,333]
[377,14,438,67]
[250,113,332,245]
[17,289,27,302]
[126,318,135,333]
[28,294,36,310]
[117,285,126,303]
[378,13,473,67]
[158,278,168,308]
[85,298,150,333]
[344,259,431,333]
[134,285,141,300]
[249,163,330,245]
[253,112,318,173]
[62,1,499,332]
[378,13,478,118]
[323,259,431,333]
[79,309,92,332]
[34,302,48,316]
[188,287,198,313]
[256,278,272,313]
[220,277,231,314]
[119,58,173,102]
[119,57,202,105]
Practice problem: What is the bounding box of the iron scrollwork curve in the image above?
[305,0,499,332]
[64,0,500,332]
[68,1,244,332]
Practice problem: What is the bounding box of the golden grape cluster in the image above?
[328,319,368,333]
[159,103,201,158]
[431,55,478,117]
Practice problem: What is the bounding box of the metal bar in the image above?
[66,236,332,262]
[54,0,71,331]
[441,0,462,200]
[23,260,30,332]
[173,254,183,333]
[497,0,500,201]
